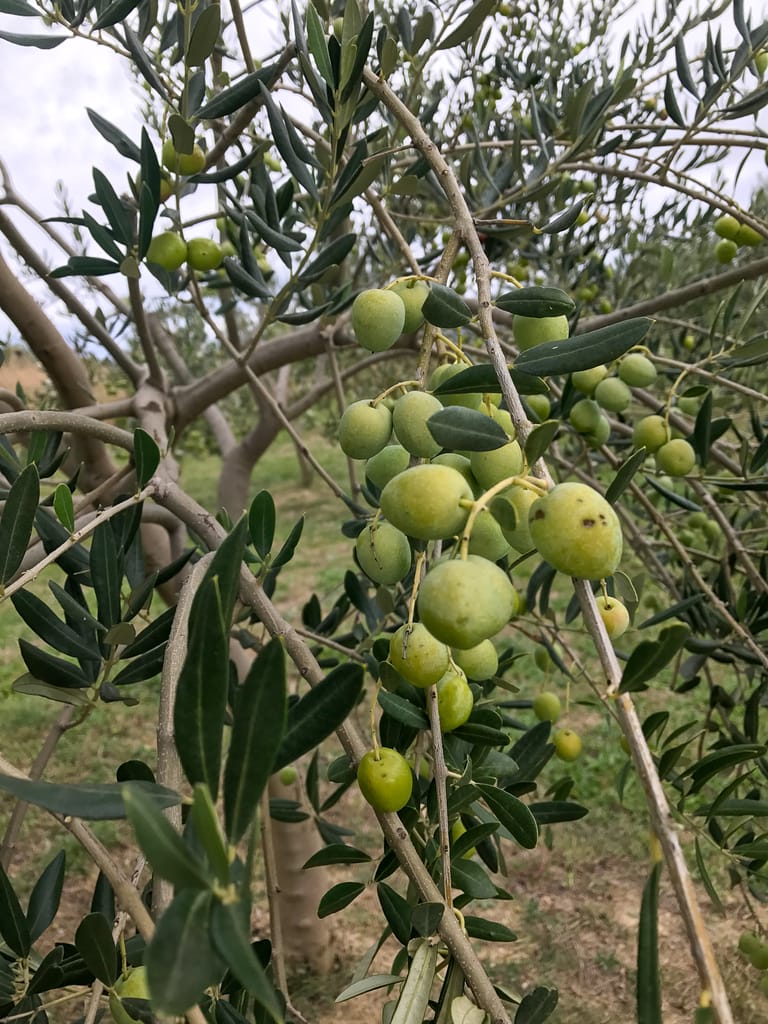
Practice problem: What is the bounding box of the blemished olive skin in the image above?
[528,482,622,580]
[355,522,412,585]
[351,289,406,351]
[379,464,473,541]
[357,748,413,812]
[338,400,392,460]
[392,390,444,457]
[388,623,449,688]
[417,554,517,649]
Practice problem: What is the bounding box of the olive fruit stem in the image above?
[435,333,472,364]
[373,379,420,404]
[489,269,525,286]
[406,550,427,628]
[369,679,383,760]
[427,682,454,910]
[459,474,548,559]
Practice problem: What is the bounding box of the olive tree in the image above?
[0,0,766,1022]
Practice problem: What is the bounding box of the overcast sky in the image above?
[0,5,766,349]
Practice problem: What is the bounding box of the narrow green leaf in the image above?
[411,902,444,937]
[663,74,685,127]
[146,889,221,1016]
[258,82,319,199]
[694,798,768,817]
[174,520,248,799]
[605,447,648,504]
[478,784,538,849]
[529,801,588,825]
[12,675,91,705]
[437,0,495,50]
[377,882,411,945]
[186,2,221,66]
[637,862,662,1024]
[0,773,179,820]
[620,624,690,693]
[427,406,508,452]
[335,974,404,1003]
[224,640,287,844]
[0,28,67,46]
[195,63,278,119]
[422,284,472,328]
[495,286,575,318]
[0,463,39,585]
[674,35,698,97]
[123,783,210,890]
[0,862,31,957]
[514,986,558,1023]
[378,691,430,730]
[92,168,132,246]
[306,2,335,84]
[318,881,366,917]
[248,490,276,560]
[92,0,140,30]
[53,483,75,533]
[75,913,117,986]
[539,199,588,235]
[26,851,65,943]
[11,590,101,661]
[684,744,765,793]
[298,232,356,285]
[302,844,372,868]
[133,428,160,488]
[274,662,363,771]
[19,638,89,688]
[514,319,653,377]
[224,257,274,299]
[210,902,282,1022]
[694,838,724,913]
[463,916,517,942]
[0,0,38,14]
[90,520,122,629]
[430,361,548,397]
[450,859,497,899]
[524,420,559,465]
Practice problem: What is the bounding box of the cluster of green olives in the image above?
[712,212,764,264]
[343,290,628,811]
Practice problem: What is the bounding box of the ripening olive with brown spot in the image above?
[529,482,622,580]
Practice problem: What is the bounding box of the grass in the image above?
[0,429,760,1023]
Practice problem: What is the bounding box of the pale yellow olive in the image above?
[632,414,670,453]
[418,554,517,648]
[655,438,696,476]
[595,594,630,638]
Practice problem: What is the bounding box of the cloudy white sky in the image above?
[0,3,766,348]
